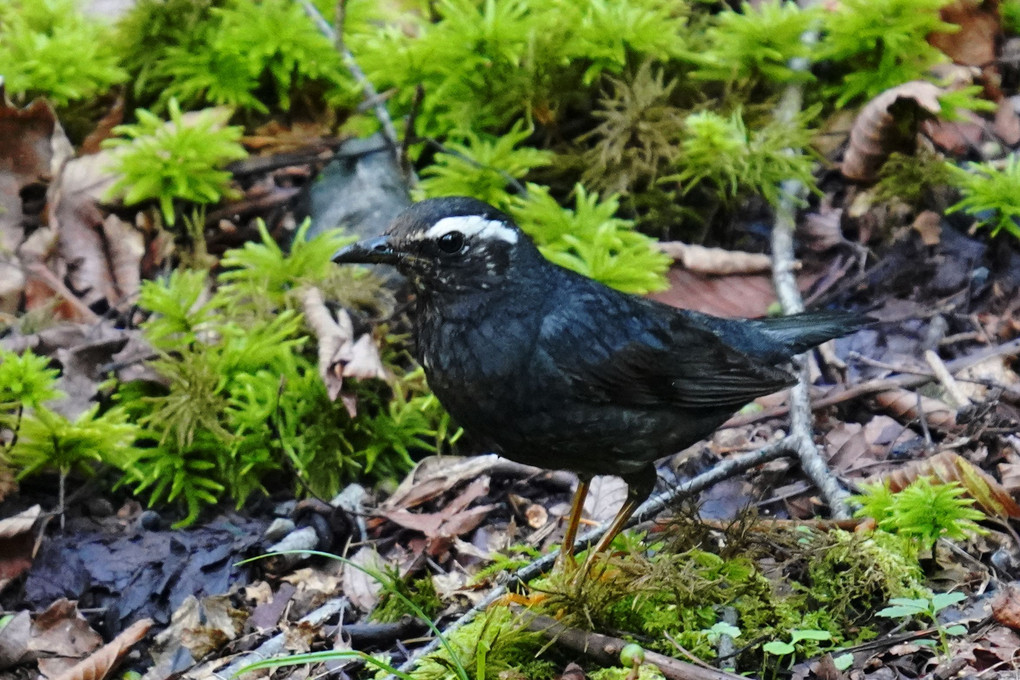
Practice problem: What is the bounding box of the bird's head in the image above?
[332,197,536,294]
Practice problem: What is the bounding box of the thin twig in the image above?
[769,29,852,519]
[923,349,972,408]
[390,440,795,676]
[296,0,407,178]
[401,85,425,189]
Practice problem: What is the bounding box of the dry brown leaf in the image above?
[993,583,1020,631]
[922,115,985,155]
[842,81,944,182]
[48,151,125,310]
[994,98,1020,145]
[583,475,628,525]
[29,600,104,679]
[873,388,958,430]
[998,460,1020,498]
[650,267,820,318]
[279,564,344,616]
[0,506,41,593]
[887,450,1020,519]
[381,454,502,512]
[929,0,1000,67]
[178,595,247,659]
[50,619,151,680]
[379,476,496,541]
[826,423,878,475]
[799,206,846,252]
[657,242,778,275]
[100,215,144,308]
[912,210,943,246]
[0,504,41,539]
[0,96,73,313]
[341,547,387,612]
[0,611,32,670]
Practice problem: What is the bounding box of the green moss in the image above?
[0,0,126,107]
[410,607,556,680]
[589,666,666,680]
[103,100,247,226]
[668,107,819,206]
[350,0,689,137]
[816,0,957,107]
[372,573,443,623]
[112,222,447,526]
[874,150,953,206]
[947,156,1020,240]
[692,1,821,88]
[511,185,671,294]
[516,518,927,673]
[114,0,355,114]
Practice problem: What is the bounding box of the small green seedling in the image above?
[702,621,741,644]
[876,592,967,657]
[762,629,832,671]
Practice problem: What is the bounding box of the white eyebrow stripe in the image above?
[424,215,519,244]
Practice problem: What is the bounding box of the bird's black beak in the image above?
[332,235,400,265]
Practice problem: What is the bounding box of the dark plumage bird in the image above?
[334,196,866,567]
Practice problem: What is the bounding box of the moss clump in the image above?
[410,607,556,680]
[372,573,443,623]
[804,529,926,624]
[517,518,927,673]
[0,0,127,108]
[874,150,953,206]
[589,666,665,680]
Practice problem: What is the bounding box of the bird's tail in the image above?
[751,310,872,357]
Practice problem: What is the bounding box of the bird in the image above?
[333,196,866,572]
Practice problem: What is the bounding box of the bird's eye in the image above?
[437,231,465,254]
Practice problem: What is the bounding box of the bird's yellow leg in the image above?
[558,476,591,569]
[576,497,639,581]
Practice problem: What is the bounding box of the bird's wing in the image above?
[539,294,796,410]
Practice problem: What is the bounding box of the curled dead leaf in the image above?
[873,388,958,431]
[842,81,944,182]
[0,506,41,597]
